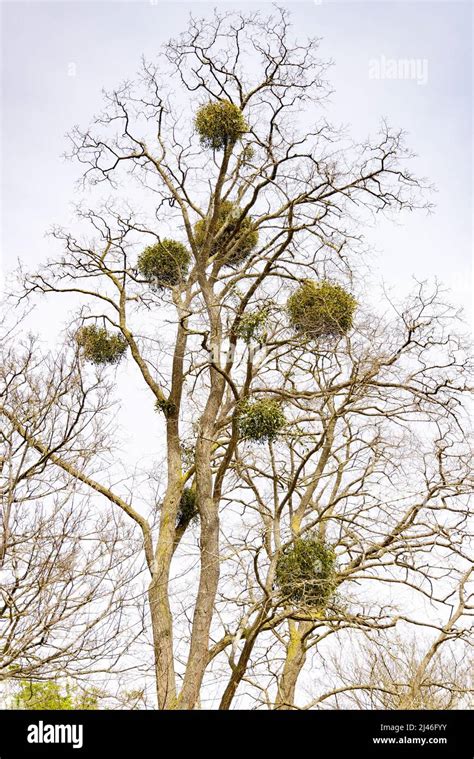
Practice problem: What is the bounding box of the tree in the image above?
[0,319,144,689]
[3,8,472,709]
[319,609,473,710]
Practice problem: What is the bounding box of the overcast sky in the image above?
[1,0,472,325]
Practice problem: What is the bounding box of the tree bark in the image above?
[274,621,311,710]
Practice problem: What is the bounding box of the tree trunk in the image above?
[274,621,310,709]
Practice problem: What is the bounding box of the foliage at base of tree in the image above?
[13,681,100,710]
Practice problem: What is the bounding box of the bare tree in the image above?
[316,596,473,710]
[0,328,145,688]
[204,283,473,709]
[3,8,472,709]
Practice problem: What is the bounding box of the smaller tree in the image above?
[1,326,143,687]
[307,568,474,710]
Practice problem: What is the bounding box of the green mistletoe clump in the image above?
[195,100,248,150]
[235,308,269,343]
[194,200,258,267]
[237,398,286,443]
[177,487,199,526]
[137,239,190,288]
[287,280,356,338]
[76,325,128,365]
[276,536,336,609]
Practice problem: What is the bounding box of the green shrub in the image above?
[177,487,198,525]
[237,398,286,443]
[194,200,258,267]
[137,239,190,288]
[195,100,248,150]
[76,325,128,365]
[287,280,356,338]
[13,680,100,710]
[276,536,336,609]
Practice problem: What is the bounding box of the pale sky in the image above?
[1,0,472,325]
